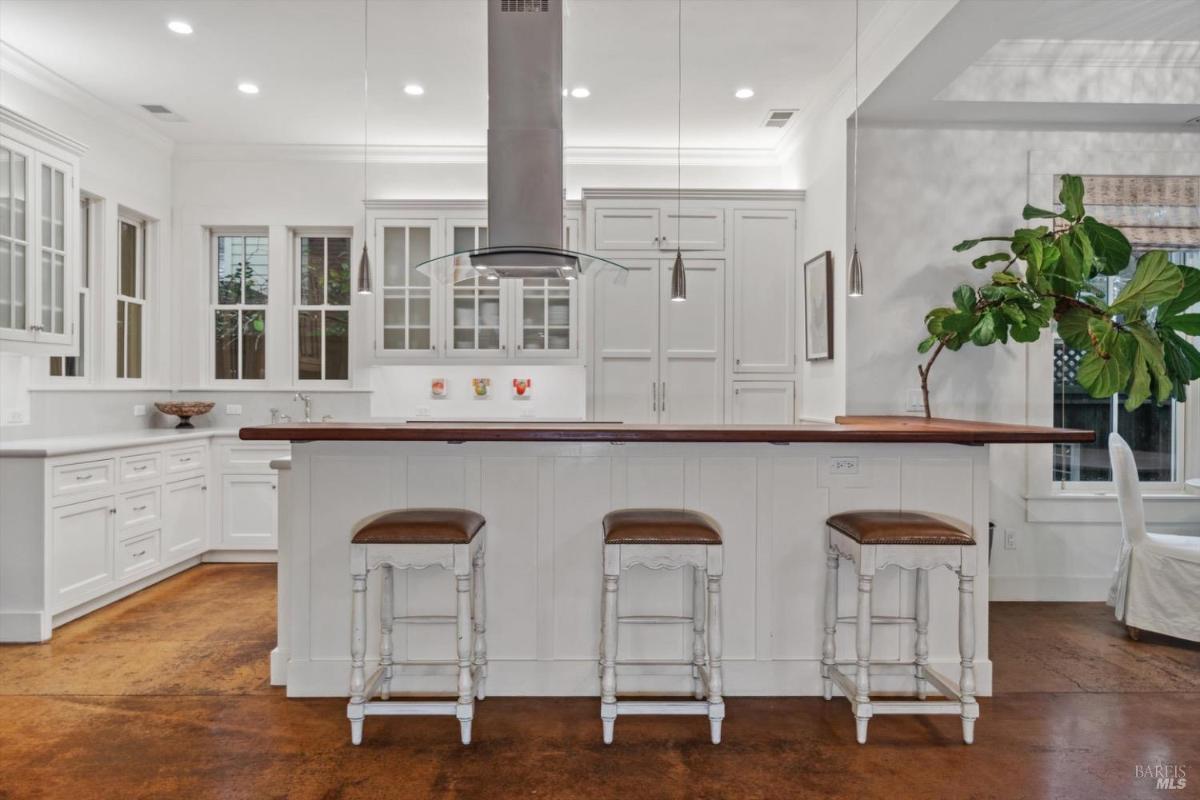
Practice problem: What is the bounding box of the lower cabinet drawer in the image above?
[118,486,161,532]
[52,458,115,499]
[117,531,161,580]
[165,445,206,475]
[119,451,163,485]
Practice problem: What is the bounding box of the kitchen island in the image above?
[241,417,1091,698]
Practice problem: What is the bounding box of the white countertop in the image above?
[0,428,249,458]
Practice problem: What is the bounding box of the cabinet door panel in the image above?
[52,496,114,609]
[661,258,724,424]
[661,208,724,250]
[732,381,795,424]
[593,208,660,250]
[163,476,207,557]
[593,259,658,422]
[221,474,277,548]
[733,210,796,373]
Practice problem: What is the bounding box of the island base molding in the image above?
[276,440,992,698]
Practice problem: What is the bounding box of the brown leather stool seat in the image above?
[603,508,722,545]
[351,508,485,545]
[826,510,973,546]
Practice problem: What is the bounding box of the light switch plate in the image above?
[133,404,146,416]
[225,404,243,415]
[1004,528,1017,550]
[830,456,859,475]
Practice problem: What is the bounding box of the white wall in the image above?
[0,49,174,439]
[848,123,1200,600]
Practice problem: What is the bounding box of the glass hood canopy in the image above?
[416,245,629,283]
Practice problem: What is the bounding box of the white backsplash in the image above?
[369,365,586,420]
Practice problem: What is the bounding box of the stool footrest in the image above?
[362,700,461,716]
[616,700,712,716]
[618,615,695,624]
[835,615,917,625]
[393,615,456,625]
[616,659,696,667]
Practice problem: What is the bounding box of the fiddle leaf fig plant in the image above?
[916,174,1200,419]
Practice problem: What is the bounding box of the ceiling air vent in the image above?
[763,109,797,128]
[500,0,548,11]
[140,104,187,122]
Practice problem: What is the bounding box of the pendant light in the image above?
[847,0,864,298]
[356,0,373,295]
[669,0,687,303]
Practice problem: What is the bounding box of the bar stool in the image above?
[821,510,979,744]
[347,508,487,746]
[599,508,725,745]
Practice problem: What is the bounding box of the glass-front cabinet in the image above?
[0,111,81,353]
[373,211,579,360]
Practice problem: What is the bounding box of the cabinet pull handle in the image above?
[133,505,148,512]
[133,465,147,472]
[651,382,657,412]
[131,550,147,558]
[661,382,667,412]
[109,508,116,514]
[75,473,93,481]
[179,457,192,463]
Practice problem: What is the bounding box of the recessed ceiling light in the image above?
[237,82,260,95]
[570,87,590,99]
[735,87,755,99]
[404,84,425,96]
[167,20,193,35]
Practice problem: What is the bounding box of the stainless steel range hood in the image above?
[416,0,625,282]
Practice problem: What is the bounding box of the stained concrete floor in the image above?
[1,564,1197,800]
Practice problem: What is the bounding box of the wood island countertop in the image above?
[239,416,1093,445]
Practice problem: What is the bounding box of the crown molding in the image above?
[0,43,174,155]
[173,141,782,168]
[365,198,584,211]
[581,188,805,202]
[0,105,87,156]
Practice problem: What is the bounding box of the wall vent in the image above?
[500,0,548,11]
[763,109,797,128]
[140,104,187,122]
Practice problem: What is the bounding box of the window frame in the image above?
[292,228,353,385]
[209,228,270,384]
[49,193,97,381]
[115,213,147,380]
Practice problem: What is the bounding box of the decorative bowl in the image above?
[155,401,215,429]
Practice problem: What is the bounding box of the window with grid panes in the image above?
[296,233,351,381]
[212,232,268,380]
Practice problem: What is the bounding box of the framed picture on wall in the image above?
[804,251,834,361]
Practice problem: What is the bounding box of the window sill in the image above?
[29,384,173,393]
[1025,491,1198,526]
[176,386,373,394]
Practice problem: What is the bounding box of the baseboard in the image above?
[50,557,202,630]
[0,610,49,643]
[989,575,1112,602]
[202,549,278,563]
[282,657,993,699]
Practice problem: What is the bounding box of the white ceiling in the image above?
[862,0,1200,128]
[0,0,885,151]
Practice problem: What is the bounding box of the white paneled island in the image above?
[242,418,1091,698]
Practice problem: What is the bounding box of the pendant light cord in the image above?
[363,0,369,236]
[851,0,859,246]
[677,0,682,226]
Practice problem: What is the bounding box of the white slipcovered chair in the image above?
[1107,433,1200,643]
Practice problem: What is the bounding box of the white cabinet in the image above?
[0,108,83,354]
[221,474,277,548]
[51,496,115,611]
[662,208,724,251]
[731,381,795,424]
[593,258,725,424]
[732,210,796,373]
[162,475,207,557]
[377,220,438,354]
[592,206,724,251]
[593,208,660,250]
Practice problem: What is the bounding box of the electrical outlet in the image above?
[415,406,431,417]
[1004,528,1017,550]
[133,404,146,417]
[225,404,243,415]
[830,456,859,476]
[5,410,26,425]
[907,389,926,413]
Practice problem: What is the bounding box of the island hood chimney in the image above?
[416,0,624,281]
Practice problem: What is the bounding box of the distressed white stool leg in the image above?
[706,571,725,745]
[600,564,619,744]
[347,569,368,746]
[914,567,929,701]
[821,541,839,701]
[455,568,475,746]
[692,566,707,700]
[854,570,874,744]
[472,543,488,701]
[379,564,394,701]
[959,571,979,744]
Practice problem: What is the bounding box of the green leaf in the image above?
[1126,349,1152,410]
[1053,233,1086,289]
[925,307,953,336]
[1056,308,1094,349]
[980,284,1022,302]
[1077,349,1129,399]
[969,312,998,346]
[1110,251,1184,315]
[953,236,1012,253]
[1071,226,1096,282]
[1158,266,1200,320]
[972,253,1010,270]
[1022,204,1059,220]
[953,284,977,313]
[1011,322,1042,343]
[1164,313,1200,335]
[942,311,978,337]
[1059,175,1085,221]
[1128,323,1173,405]
[1161,329,1200,401]
[1081,217,1132,276]
[992,271,1021,285]
[917,335,938,354]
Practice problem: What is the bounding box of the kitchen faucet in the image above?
[294,392,312,423]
